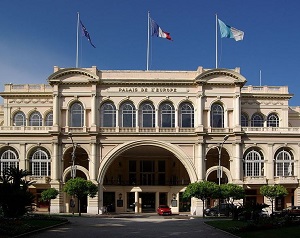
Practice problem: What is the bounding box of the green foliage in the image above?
[260,185,288,213]
[64,177,97,199]
[220,183,245,203]
[64,177,98,216]
[41,188,59,202]
[0,166,35,218]
[183,181,218,201]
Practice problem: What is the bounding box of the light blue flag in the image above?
[218,19,244,41]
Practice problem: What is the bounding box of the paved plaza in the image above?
[27,215,236,238]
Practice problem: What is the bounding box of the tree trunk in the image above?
[78,199,81,216]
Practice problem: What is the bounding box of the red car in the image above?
[157,205,172,215]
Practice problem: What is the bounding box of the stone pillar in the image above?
[266,143,274,183]
[87,181,99,214]
[50,183,63,213]
[91,93,96,127]
[233,143,242,182]
[98,185,104,214]
[135,191,139,213]
[234,93,241,127]
[51,142,59,182]
[89,142,97,181]
[196,142,204,181]
[19,143,27,170]
[53,94,59,126]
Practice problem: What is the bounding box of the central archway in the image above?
[98,139,197,213]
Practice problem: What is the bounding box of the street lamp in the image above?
[68,132,77,179]
[215,135,229,217]
[217,135,229,185]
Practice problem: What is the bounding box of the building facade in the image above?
[0,66,299,215]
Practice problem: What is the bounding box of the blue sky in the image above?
[1,0,300,105]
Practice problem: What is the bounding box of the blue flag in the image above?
[218,19,244,41]
[80,20,96,48]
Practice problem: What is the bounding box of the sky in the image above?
[1,0,300,105]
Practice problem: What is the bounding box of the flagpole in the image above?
[215,14,218,68]
[76,12,80,68]
[146,11,150,71]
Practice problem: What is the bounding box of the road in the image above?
[27,215,236,238]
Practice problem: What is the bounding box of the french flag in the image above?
[150,18,172,41]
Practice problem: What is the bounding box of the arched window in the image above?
[70,102,84,127]
[251,113,264,127]
[139,102,155,127]
[243,149,264,177]
[120,102,136,127]
[275,149,294,176]
[45,112,53,126]
[179,102,194,127]
[241,113,249,127]
[0,149,19,175]
[30,149,51,176]
[267,113,279,127]
[29,111,42,126]
[160,102,175,127]
[211,103,224,128]
[13,111,26,126]
[100,102,116,127]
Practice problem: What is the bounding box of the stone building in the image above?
[0,65,299,215]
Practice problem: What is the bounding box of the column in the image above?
[91,93,96,127]
[234,93,241,127]
[155,109,159,132]
[196,142,204,181]
[51,142,59,182]
[266,143,274,183]
[53,93,59,126]
[19,143,27,170]
[175,109,178,132]
[87,183,99,214]
[198,95,203,126]
[135,191,139,213]
[234,143,242,182]
[89,142,97,181]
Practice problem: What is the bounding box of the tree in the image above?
[41,188,59,215]
[64,177,98,216]
[219,183,245,219]
[260,185,288,214]
[220,183,245,204]
[183,181,218,217]
[0,166,35,217]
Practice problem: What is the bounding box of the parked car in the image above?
[204,204,234,216]
[284,206,300,217]
[157,205,172,215]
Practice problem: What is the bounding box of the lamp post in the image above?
[216,134,229,216]
[68,132,77,215]
[217,135,229,185]
[68,132,77,179]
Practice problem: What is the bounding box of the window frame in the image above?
[179,102,194,128]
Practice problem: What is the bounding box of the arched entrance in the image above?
[62,146,90,213]
[205,147,230,184]
[98,140,196,213]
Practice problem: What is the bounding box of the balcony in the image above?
[28,176,51,184]
[274,176,298,184]
[242,127,300,134]
[0,126,52,133]
[103,179,190,186]
[243,176,267,185]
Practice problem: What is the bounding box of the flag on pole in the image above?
[80,20,96,48]
[150,18,172,41]
[218,19,244,41]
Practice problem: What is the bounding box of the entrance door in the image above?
[127,192,135,212]
[103,192,116,212]
[179,192,190,212]
[140,192,155,212]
